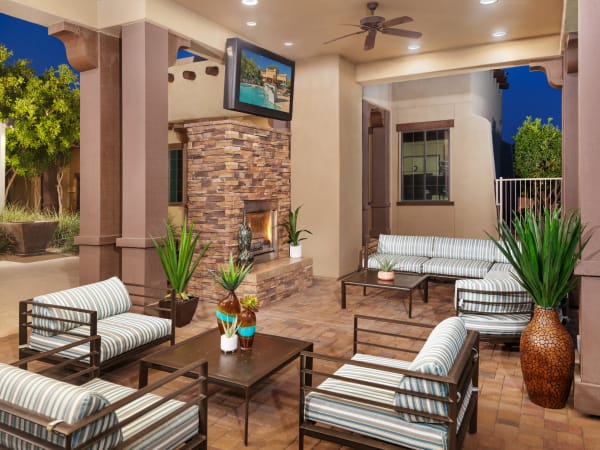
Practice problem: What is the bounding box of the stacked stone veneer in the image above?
[185,119,311,303]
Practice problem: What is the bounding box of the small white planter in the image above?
[290,244,302,258]
[220,334,238,353]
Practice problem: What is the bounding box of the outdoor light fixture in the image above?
[242,0,258,5]
[284,42,294,47]
[492,30,507,38]
[480,0,498,5]
[246,21,257,27]
[407,44,421,50]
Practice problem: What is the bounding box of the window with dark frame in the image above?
[169,148,183,204]
[398,121,452,202]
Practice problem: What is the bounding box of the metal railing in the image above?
[495,177,562,235]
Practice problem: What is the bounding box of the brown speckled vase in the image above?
[520,306,574,409]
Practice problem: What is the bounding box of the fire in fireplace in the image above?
[243,200,278,261]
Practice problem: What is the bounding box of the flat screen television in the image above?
[223,37,295,121]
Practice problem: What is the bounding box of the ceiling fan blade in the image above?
[364,29,377,51]
[323,30,366,45]
[382,16,413,28]
[381,28,423,39]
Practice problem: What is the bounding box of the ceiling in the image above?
[175,0,564,64]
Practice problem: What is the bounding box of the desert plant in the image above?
[49,211,80,252]
[220,315,241,337]
[491,207,589,308]
[375,254,397,272]
[282,205,312,246]
[152,217,210,301]
[210,253,253,293]
[241,294,260,312]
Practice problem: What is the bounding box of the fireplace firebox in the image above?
[244,200,278,262]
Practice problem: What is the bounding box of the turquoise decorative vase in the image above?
[238,307,256,350]
[216,291,241,334]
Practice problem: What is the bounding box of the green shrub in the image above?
[0,227,15,253]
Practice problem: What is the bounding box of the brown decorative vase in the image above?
[216,291,241,334]
[238,308,257,350]
[520,306,575,409]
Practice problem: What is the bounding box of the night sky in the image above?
[0,13,562,145]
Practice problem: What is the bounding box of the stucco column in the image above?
[116,22,169,290]
[562,34,578,214]
[50,24,122,284]
[574,0,600,415]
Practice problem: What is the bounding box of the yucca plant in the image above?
[491,208,589,308]
[282,205,312,246]
[152,218,210,301]
[374,254,397,272]
[220,315,241,338]
[210,253,253,293]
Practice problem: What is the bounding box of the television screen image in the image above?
[224,38,295,121]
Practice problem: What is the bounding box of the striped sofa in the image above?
[366,235,533,341]
[299,315,479,450]
[0,338,207,450]
[18,277,176,372]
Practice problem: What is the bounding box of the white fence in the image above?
[495,177,562,234]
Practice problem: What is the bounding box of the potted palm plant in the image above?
[492,207,589,408]
[283,205,312,258]
[210,253,253,334]
[152,217,210,327]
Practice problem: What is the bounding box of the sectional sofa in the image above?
[365,234,533,341]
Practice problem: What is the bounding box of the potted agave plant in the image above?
[210,253,253,334]
[219,315,240,353]
[492,207,589,409]
[152,217,210,327]
[283,205,312,258]
[374,254,397,281]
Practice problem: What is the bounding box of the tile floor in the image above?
[1,277,599,449]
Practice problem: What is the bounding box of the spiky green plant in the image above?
[374,254,397,272]
[241,294,260,312]
[210,253,253,292]
[152,218,210,301]
[491,208,589,308]
[220,315,240,337]
[282,205,312,246]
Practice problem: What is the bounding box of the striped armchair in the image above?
[19,277,176,373]
[0,337,207,450]
[299,315,480,450]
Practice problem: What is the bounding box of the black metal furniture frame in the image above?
[299,315,480,450]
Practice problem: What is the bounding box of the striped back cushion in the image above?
[0,364,122,449]
[378,235,435,257]
[455,278,532,314]
[432,237,498,262]
[32,276,131,336]
[394,317,467,423]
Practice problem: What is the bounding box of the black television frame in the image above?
[223,37,295,121]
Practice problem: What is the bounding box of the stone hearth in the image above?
[184,119,312,303]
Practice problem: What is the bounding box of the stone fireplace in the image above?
[184,119,312,304]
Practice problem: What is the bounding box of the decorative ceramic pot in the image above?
[220,334,238,353]
[520,306,575,409]
[159,295,199,327]
[290,244,302,258]
[377,271,394,281]
[238,308,257,350]
[216,291,241,334]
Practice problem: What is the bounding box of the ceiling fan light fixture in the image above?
[492,30,507,38]
[246,21,257,27]
[480,0,498,5]
[241,0,258,6]
[283,42,294,47]
[407,44,421,50]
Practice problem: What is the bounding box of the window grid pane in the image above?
[169,149,183,203]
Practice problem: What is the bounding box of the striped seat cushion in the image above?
[378,235,435,257]
[0,364,122,450]
[30,312,172,363]
[455,278,531,314]
[432,237,498,263]
[488,262,514,273]
[421,258,492,278]
[367,253,430,273]
[395,317,467,423]
[32,277,132,336]
[459,313,531,335]
[305,353,473,449]
[83,379,199,450]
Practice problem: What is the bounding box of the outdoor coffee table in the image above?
[138,328,313,446]
[341,270,428,318]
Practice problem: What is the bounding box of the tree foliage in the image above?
[0,44,80,211]
[513,116,562,178]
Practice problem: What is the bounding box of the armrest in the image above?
[455,279,533,315]
[353,314,433,355]
[125,283,176,344]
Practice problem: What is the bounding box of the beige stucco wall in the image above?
[291,55,361,278]
[389,72,498,238]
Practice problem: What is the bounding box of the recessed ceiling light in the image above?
[407,44,421,51]
[242,0,258,5]
[492,30,506,38]
[480,0,498,5]
[284,42,294,47]
[246,21,257,27]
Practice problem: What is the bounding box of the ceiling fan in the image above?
[323,1,422,51]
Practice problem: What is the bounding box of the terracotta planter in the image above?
[520,306,575,409]
[159,296,199,328]
[216,291,241,334]
[0,221,58,256]
[238,308,257,350]
[377,271,395,281]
